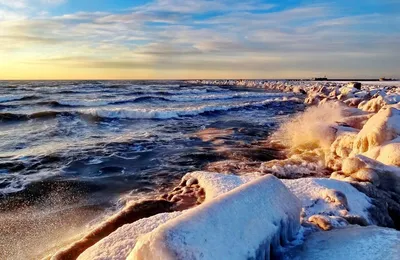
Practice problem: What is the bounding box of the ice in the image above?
[353,105,400,154]
[182,171,257,201]
[129,175,301,260]
[283,178,371,227]
[363,136,400,166]
[77,212,183,260]
[284,226,400,260]
[76,172,257,260]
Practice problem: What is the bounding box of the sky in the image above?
[0,0,399,80]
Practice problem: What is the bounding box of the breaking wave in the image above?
[80,98,297,120]
[36,92,289,108]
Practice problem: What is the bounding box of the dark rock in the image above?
[351,182,400,229]
[348,82,362,90]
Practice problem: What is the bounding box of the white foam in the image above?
[57,99,113,107]
[167,92,291,102]
[80,98,295,119]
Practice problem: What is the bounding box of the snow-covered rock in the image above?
[182,171,256,200]
[283,178,371,228]
[78,212,183,260]
[363,137,400,166]
[284,226,400,260]
[353,105,400,154]
[129,175,301,260]
[332,155,400,193]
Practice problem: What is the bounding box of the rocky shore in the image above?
[49,80,400,260]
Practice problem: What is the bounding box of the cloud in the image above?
[135,0,275,14]
[0,0,399,78]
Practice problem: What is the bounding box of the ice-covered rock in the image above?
[353,105,400,154]
[332,155,400,194]
[78,212,183,260]
[339,86,358,97]
[129,175,301,260]
[283,178,371,228]
[363,136,400,166]
[344,97,363,107]
[284,226,400,260]
[347,82,362,90]
[350,182,400,228]
[182,171,257,201]
[51,199,175,260]
[358,95,387,112]
[341,114,372,129]
[358,94,400,112]
[326,127,358,170]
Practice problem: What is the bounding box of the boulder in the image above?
[129,175,301,260]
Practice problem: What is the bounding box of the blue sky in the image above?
[0,0,399,79]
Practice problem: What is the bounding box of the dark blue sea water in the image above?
[0,81,302,259]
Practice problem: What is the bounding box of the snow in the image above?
[129,175,301,260]
[363,137,400,166]
[77,212,183,260]
[77,172,257,260]
[183,171,257,201]
[339,86,358,96]
[283,178,372,226]
[284,226,400,260]
[358,96,386,112]
[353,105,400,154]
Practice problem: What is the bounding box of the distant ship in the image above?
[379,77,396,81]
[311,77,328,81]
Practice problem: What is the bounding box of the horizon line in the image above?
[0,78,398,81]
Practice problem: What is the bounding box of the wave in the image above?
[166,92,288,102]
[51,87,210,96]
[80,97,297,120]
[0,97,300,122]
[0,95,39,103]
[38,93,289,108]
[40,99,113,107]
[0,111,70,121]
[113,96,169,104]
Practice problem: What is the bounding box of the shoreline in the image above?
[44,80,400,259]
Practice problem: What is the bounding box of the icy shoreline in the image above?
[50,80,400,260]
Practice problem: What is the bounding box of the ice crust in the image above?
[129,175,301,260]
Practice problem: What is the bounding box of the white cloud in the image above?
[0,0,26,9]
[0,0,399,78]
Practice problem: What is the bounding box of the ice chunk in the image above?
[129,175,301,260]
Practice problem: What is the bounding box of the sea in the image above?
[0,80,303,259]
